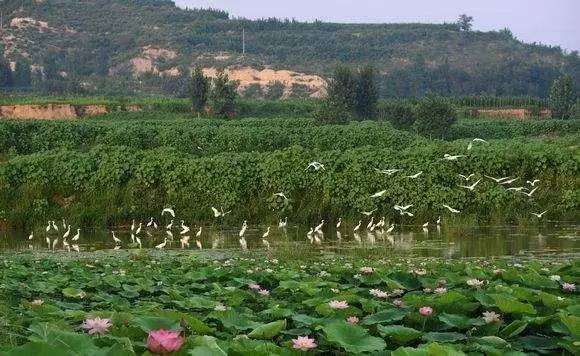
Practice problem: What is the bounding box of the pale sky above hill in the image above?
[175,0,579,51]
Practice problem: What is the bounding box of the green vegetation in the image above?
[413,96,458,138]
[549,75,576,120]
[0,1,577,97]
[189,67,209,116]
[0,253,577,354]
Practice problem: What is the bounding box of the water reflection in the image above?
[0,223,578,258]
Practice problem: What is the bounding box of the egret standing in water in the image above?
[196,227,202,238]
[314,220,324,234]
[62,225,71,239]
[239,236,248,250]
[166,220,174,230]
[72,229,80,241]
[112,231,122,245]
[28,231,34,240]
[239,221,247,237]
[336,218,342,229]
[155,238,167,250]
[353,221,362,232]
[135,222,142,235]
[262,227,271,239]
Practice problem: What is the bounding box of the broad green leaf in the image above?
[499,320,527,339]
[438,313,484,330]
[377,325,422,345]
[361,308,407,325]
[422,332,466,343]
[427,342,466,356]
[62,287,87,299]
[248,320,286,339]
[323,321,387,353]
[489,294,536,315]
[132,316,181,332]
[391,346,429,356]
[189,336,227,356]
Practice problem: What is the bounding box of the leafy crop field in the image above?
[0,253,577,355]
[0,116,578,227]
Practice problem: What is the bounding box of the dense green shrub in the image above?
[414,96,457,137]
[377,102,416,129]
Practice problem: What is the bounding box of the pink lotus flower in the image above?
[347,316,360,324]
[328,300,349,309]
[393,299,404,308]
[147,329,184,355]
[419,306,433,317]
[482,311,501,324]
[292,336,317,351]
[562,283,575,292]
[258,289,270,296]
[360,266,374,274]
[248,283,261,290]
[81,317,112,335]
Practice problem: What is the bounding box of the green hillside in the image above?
[0,0,578,97]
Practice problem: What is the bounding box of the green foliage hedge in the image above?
[1,138,577,227]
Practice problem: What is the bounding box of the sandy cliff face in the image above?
[0,105,78,120]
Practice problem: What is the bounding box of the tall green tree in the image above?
[265,81,285,100]
[457,14,474,31]
[355,65,378,119]
[209,71,238,118]
[189,67,209,117]
[327,65,357,111]
[414,95,457,137]
[0,56,14,89]
[13,61,32,89]
[549,75,575,119]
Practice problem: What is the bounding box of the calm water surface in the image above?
[1,223,578,258]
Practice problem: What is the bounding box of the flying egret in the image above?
[162,207,175,217]
[361,209,377,216]
[112,231,122,245]
[500,177,520,185]
[443,154,465,161]
[72,229,80,241]
[135,223,142,235]
[28,231,34,240]
[180,236,190,249]
[527,179,540,186]
[467,138,488,150]
[62,225,71,239]
[273,192,289,201]
[166,220,174,230]
[371,190,387,198]
[211,207,231,218]
[155,238,167,250]
[262,227,271,238]
[485,175,511,183]
[459,179,481,191]
[507,187,526,192]
[531,210,548,218]
[196,226,202,238]
[459,173,475,181]
[336,218,342,229]
[306,161,325,171]
[314,220,324,233]
[366,217,375,230]
[353,221,362,232]
[521,187,538,197]
[394,204,413,211]
[375,168,401,176]
[443,205,460,214]
[278,217,288,229]
[406,171,423,179]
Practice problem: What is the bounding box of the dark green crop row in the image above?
[0,138,577,227]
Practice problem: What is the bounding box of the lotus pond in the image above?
[0,250,578,355]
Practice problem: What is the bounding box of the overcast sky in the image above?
[175,0,579,51]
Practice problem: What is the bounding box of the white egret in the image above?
[527,179,540,186]
[62,225,71,239]
[166,230,174,239]
[196,226,202,238]
[406,171,423,179]
[135,223,142,235]
[155,238,167,250]
[72,229,80,241]
[63,238,70,252]
[306,161,325,171]
[211,207,231,218]
[147,217,154,227]
[166,220,173,230]
[500,177,520,185]
[371,190,387,198]
[437,216,442,225]
[361,209,377,216]
[394,204,413,211]
[45,236,50,249]
[278,217,288,229]
[239,222,247,237]
[180,222,190,235]
[459,179,481,191]
[45,221,52,232]
[273,193,289,201]
[112,231,122,245]
[262,227,271,238]
[467,138,488,150]
[239,236,247,250]
[336,218,342,229]
[28,231,34,240]
[443,154,465,161]
[459,173,475,181]
[51,221,59,232]
[196,240,202,250]
[353,221,362,232]
[507,187,526,192]
[130,233,135,244]
[262,239,270,250]
[386,224,395,234]
[376,217,385,229]
[62,219,67,230]
[162,207,175,217]
[366,217,375,230]
[135,235,142,249]
[72,244,80,253]
[521,187,538,197]
[180,236,190,249]
[531,210,548,218]
[314,220,325,233]
[422,222,429,228]
[131,219,136,232]
[485,175,511,183]
[52,237,59,250]
[443,205,460,214]
[307,227,314,236]
[374,168,401,176]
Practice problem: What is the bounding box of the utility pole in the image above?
[242,28,245,57]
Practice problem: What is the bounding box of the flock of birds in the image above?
[28,138,548,252]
